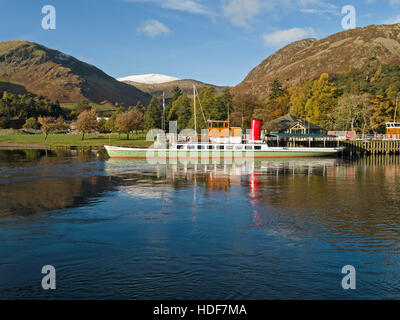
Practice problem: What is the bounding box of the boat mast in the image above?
[162,91,166,131]
[193,85,197,134]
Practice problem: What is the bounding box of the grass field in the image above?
[0,133,152,148]
[61,102,116,112]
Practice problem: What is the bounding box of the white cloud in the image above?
[162,0,210,14]
[298,0,339,16]
[383,14,400,24]
[221,0,339,28]
[263,27,316,48]
[221,0,263,28]
[137,20,171,37]
[124,0,211,15]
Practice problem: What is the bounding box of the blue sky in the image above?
[0,0,400,86]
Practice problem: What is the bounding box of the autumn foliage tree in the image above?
[76,108,98,140]
[232,93,259,129]
[38,116,68,141]
[303,73,338,128]
[248,79,290,124]
[115,109,144,140]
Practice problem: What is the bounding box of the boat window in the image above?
[197,145,205,150]
[187,145,195,150]
[218,145,224,150]
[235,146,243,150]
[208,145,214,150]
[177,145,184,149]
[254,146,261,150]
[245,146,253,150]
[226,145,233,150]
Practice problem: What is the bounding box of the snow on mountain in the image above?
[117,73,181,84]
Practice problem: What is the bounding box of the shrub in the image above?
[23,117,40,130]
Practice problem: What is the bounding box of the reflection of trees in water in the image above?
[0,175,120,216]
[0,149,109,216]
[0,149,100,167]
[0,149,45,166]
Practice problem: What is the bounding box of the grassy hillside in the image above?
[123,79,229,100]
[0,40,151,107]
[233,23,400,100]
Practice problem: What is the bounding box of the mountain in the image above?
[0,40,151,106]
[232,23,400,100]
[118,73,181,84]
[122,79,230,100]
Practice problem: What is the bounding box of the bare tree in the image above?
[229,112,243,128]
[336,94,362,132]
[359,94,373,137]
[76,108,98,140]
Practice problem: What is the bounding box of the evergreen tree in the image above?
[173,94,192,131]
[144,97,162,130]
[188,87,217,131]
[269,79,284,100]
[172,86,183,102]
[213,88,233,121]
[133,101,146,114]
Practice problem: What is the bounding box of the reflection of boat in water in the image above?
[104,157,339,179]
[104,158,340,220]
[105,86,344,160]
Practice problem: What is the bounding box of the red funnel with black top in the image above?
[250,119,262,141]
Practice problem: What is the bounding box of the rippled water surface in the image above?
[1,149,400,299]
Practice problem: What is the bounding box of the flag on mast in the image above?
[162,92,166,131]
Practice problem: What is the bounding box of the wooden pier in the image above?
[342,140,400,157]
[265,135,400,157]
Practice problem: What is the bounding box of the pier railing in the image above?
[264,136,400,157]
[342,140,400,156]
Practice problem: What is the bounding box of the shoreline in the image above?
[0,142,105,150]
[0,133,152,150]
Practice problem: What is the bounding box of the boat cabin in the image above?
[175,144,268,151]
[386,122,400,138]
[207,120,242,144]
[208,120,230,138]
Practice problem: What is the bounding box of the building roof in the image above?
[270,133,336,138]
[263,114,325,132]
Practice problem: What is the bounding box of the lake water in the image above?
[0,149,400,299]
